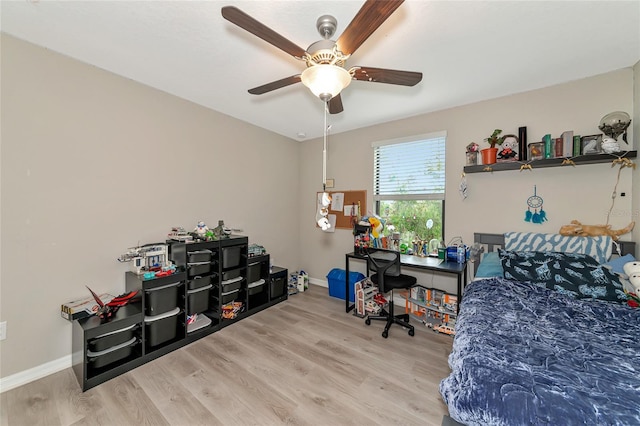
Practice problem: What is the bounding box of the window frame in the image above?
[372,131,447,242]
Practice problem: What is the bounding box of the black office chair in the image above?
[364,248,416,338]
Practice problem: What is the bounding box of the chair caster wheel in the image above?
[365,318,371,326]
[408,329,415,337]
[382,331,388,338]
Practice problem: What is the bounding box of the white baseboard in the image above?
[309,277,328,287]
[0,355,71,393]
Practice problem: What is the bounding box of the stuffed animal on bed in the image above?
[558,220,635,241]
[624,261,640,293]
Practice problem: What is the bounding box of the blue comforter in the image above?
[440,277,640,426]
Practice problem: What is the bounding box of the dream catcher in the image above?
[524,185,548,224]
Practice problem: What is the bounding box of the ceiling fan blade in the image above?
[336,0,404,56]
[248,75,302,95]
[222,6,307,59]
[328,95,344,114]
[350,66,422,86]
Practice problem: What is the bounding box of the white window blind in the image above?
[373,133,446,201]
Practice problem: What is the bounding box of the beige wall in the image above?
[0,35,300,378]
[299,68,636,292]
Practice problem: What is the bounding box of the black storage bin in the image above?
[145,307,180,347]
[187,275,212,290]
[222,246,242,269]
[221,276,242,293]
[247,262,262,284]
[248,279,266,296]
[88,324,138,352]
[87,337,137,369]
[221,289,239,304]
[144,282,180,316]
[221,268,241,282]
[187,284,212,315]
[187,262,212,278]
[270,275,286,299]
[187,249,213,263]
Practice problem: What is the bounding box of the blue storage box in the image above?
[327,269,365,302]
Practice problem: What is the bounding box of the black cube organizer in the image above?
[72,303,144,391]
[73,235,289,391]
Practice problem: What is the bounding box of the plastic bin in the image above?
[222,246,242,269]
[88,324,138,352]
[248,279,266,295]
[221,276,242,293]
[326,269,365,302]
[221,289,239,304]
[145,307,180,347]
[187,314,212,334]
[221,268,241,282]
[87,336,137,369]
[187,262,212,278]
[187,249,213,263]
[247,261,262,284]
[187,275,212,290]
[187,284,212,315]
[145,282,180,316]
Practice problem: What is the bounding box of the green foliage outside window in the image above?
[378,200,443,245]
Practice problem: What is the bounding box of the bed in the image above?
[440,232,640,426]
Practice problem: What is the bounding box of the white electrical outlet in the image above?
[0,321,6,341]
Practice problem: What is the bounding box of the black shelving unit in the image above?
[72,303,144,391]
[463,151,637,173]
[72,235,288,391]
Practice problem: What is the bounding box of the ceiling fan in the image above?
[221,0,422,114]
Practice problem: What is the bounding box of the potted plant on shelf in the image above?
[481,129,504,165]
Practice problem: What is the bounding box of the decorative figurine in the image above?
[85,286,139,322]
[194,221,210,237]
[497,135,519,161]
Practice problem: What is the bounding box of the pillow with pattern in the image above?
[498,249,627,302]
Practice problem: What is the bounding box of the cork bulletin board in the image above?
[316,190,367,230]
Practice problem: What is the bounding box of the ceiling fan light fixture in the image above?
[301,64,351,101]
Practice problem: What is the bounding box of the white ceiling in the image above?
[2,1,639,141]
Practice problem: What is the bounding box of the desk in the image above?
[345,252,467,314]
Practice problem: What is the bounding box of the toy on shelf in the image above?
[212,220,232,239]
[221,301,244,319]
[168,226,193,242]
[404,286,457,331]
[248,243,266,257]
[85,286,139,322]
[354,277,378,317]
[117,243,177,279]
[192,221,216,241]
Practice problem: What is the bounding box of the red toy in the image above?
[86,286,139,321]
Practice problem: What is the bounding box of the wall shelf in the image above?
[463,151,637,173]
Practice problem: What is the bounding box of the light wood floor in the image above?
[1,284,453,425]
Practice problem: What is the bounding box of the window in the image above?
[373,132,446,252]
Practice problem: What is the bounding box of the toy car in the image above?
[433,324,455,336]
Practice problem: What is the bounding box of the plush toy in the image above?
[497,135,518,160]
[624,261,640,293]
[194,221,209,237]
[558,220,635,241]
[368,216,384,239]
